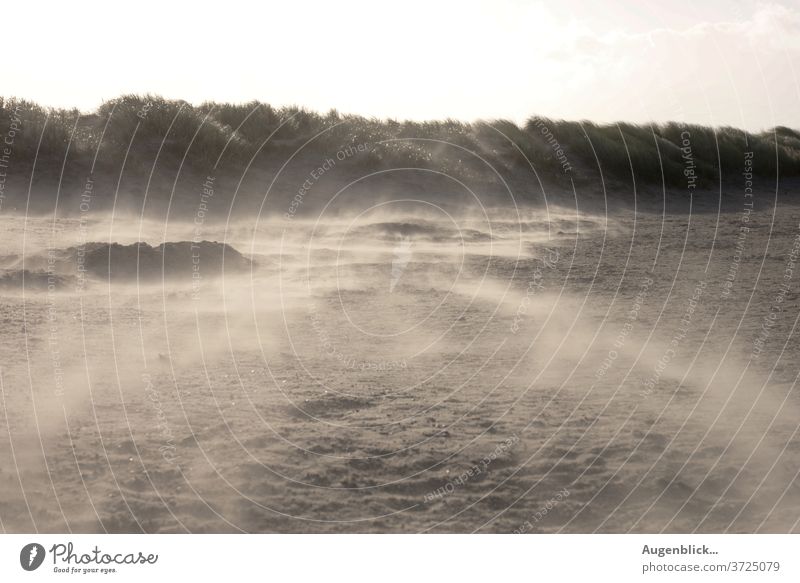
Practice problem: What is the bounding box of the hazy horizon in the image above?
[6,0,800,132]
[7,93,800,134]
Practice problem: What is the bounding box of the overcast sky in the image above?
[5,0,800,130]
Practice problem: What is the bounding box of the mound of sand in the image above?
[72,240,254,281]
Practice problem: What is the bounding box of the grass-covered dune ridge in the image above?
[1,95,799,203]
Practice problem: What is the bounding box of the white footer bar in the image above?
[1,534,796,582]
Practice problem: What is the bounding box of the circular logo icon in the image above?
[20,543,46,571]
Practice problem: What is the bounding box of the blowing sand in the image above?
[1,200,799,533]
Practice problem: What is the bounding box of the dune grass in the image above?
[1,95,798,188]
